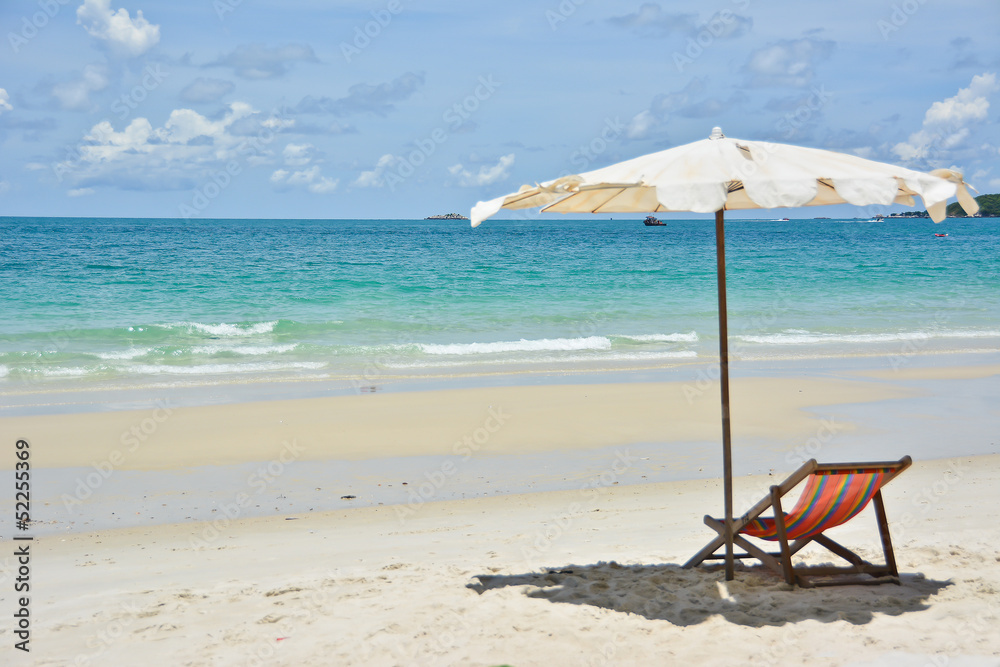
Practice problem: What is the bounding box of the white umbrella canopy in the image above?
[472,127,978,226]
[469,127,978,581]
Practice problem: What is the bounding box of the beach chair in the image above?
[684,456,912,587]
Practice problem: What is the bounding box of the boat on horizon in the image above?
[424,213,469,220]
[643,215,666,226]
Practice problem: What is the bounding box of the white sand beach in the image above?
[8,456,1000,666]
[1,357,998,666]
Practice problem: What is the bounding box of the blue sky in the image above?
[1,0,998,220]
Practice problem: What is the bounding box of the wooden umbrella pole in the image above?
[714,209,735,581]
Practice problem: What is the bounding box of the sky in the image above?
[1,0,999,220]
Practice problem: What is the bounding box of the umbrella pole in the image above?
[714,209,735,581]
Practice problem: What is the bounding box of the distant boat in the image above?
[643,215,666,226]
[865,214,886,223]
[773,217,790,221]
[934,233,948,237]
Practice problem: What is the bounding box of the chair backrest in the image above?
[742,458,910,541]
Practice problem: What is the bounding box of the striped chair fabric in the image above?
[741,468,892,541]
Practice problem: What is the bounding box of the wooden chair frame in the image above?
[684,456,912,587]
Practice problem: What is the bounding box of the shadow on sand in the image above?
[468,562,951,627]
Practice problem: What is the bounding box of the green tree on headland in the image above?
[943,193,1000,217]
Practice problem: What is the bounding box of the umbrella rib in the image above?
[591,187,630,213]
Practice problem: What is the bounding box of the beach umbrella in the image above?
[469,127,978,580]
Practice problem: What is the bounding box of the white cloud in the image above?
[68,187,95,196]
[270,165,337,194]
[262,117,295,130]
[269,142,337,194]
[157,101,255,144]
[893,73,998,163]
[448,153,515,187]
[54,102,259,189]
[0,181,10,194]
[626,110,657,140]
[924,74,995,126]
[607,5,752,40]
[282,143,314,167]
[352,153,399,188]
[0,88,12,114]
[77,0,160,57]
[179,77,234,104]
[51,64,109,111]
[742,38,835,88]
[206,43,318,79]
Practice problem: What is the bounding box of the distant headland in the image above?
[424,213,469,220]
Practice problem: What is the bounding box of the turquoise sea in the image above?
[1,216,998,396]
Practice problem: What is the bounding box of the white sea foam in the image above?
[388,349,698,369]
[97,348,153,360]
[735,329,1000,345]
[39,367,91,377]
[172,321,279,337]
[419,336,612,356]
[0,365,8,378]
[190,344,298,356]
[126,361,325,375]
[615,332,699,343]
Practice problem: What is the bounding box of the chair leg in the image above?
[872,490,899,578]
[701,517,786,577]
[770,486,796,585]
[683,517,727,569]
[812,534,868,568]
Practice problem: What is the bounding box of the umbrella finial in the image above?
[710,127,725,140]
